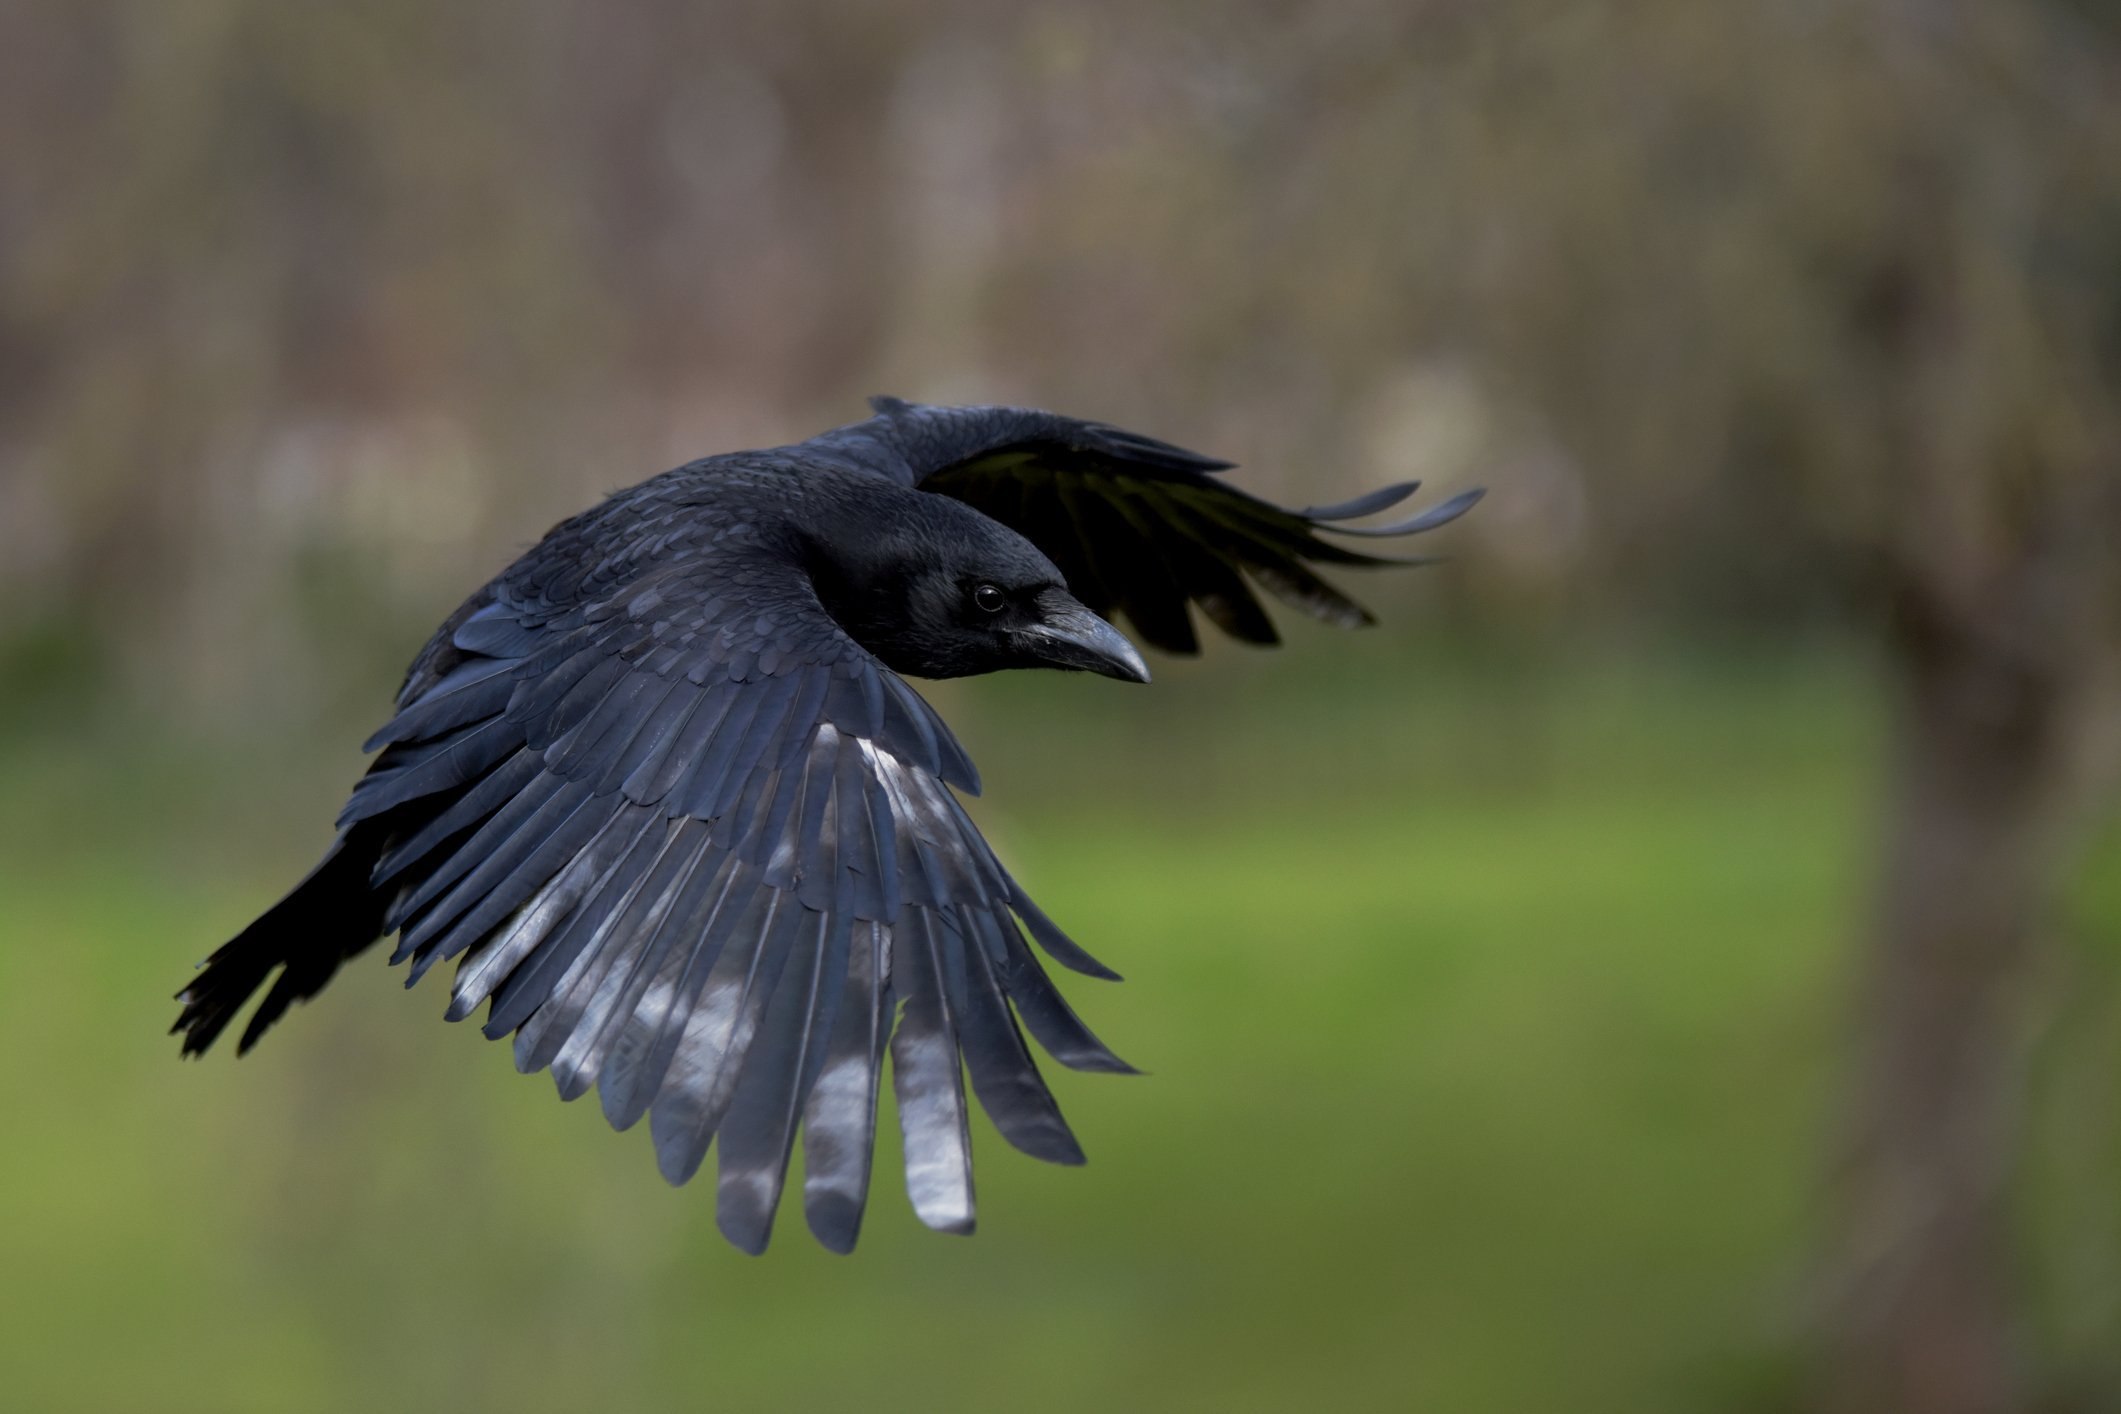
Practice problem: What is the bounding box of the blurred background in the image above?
[3,3,2119,1411]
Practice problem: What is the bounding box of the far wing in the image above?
[339,549,1129,1254]
[904,410,1481,654]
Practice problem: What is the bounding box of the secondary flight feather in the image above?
[172,398,1479,1253]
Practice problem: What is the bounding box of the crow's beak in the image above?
[1023,590,1151,683]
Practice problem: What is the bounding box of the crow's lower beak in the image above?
[1023,591,1151,683]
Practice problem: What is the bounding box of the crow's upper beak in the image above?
[1023,590,1151,683]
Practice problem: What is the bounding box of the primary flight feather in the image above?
[172,397,1479,1254]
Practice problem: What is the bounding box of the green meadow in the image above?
[3,647,2114,1412]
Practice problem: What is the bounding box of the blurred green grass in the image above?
[4,646,2109,1413]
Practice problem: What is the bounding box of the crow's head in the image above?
[804,491,1148,684]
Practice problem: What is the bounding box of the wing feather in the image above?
[954,906,1085,1164]
[715,907,850,1253]
[385,773,592,945]
[344,715,526,824]
[802,919,891,1253]
[487,808,674,1041]
[371,747,543,883]
[363,656,519,751]
[892,907,976,1234]
[651,880,800,1185]
[546,820,716,1099]
[597,844,752,1130]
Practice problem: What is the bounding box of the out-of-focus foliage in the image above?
[9,0,2116,720]
[0,654,1885,1413]
[1,653,2115,1412]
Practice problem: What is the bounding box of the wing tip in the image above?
[804,1197,866,1254]
[1007,1130,1089,1166]
[1065,1051,1143,1077]
[1008,890,1123,981]
[655,1136,710,1188]
[1299,479,1424,522]
[715,1207,775,1256]
[915,1209,978,1237]
[1318,485,1486,540]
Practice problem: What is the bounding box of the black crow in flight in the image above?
[173,397,1479,1253]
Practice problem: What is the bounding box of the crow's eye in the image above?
[972,583,1007,614]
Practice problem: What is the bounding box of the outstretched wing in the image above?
[870,399,1481,655]
[334,525,1129,1254]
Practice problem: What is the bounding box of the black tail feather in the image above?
[173,824,390,1057]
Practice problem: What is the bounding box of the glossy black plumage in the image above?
[172,398,1478,1253]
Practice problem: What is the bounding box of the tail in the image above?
[173,823,390,1057]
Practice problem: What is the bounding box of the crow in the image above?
[172,397,1479,1254]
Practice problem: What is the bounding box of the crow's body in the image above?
[174,398,1477,1253]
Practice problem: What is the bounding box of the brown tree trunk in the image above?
[1822,589,2102,1414]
